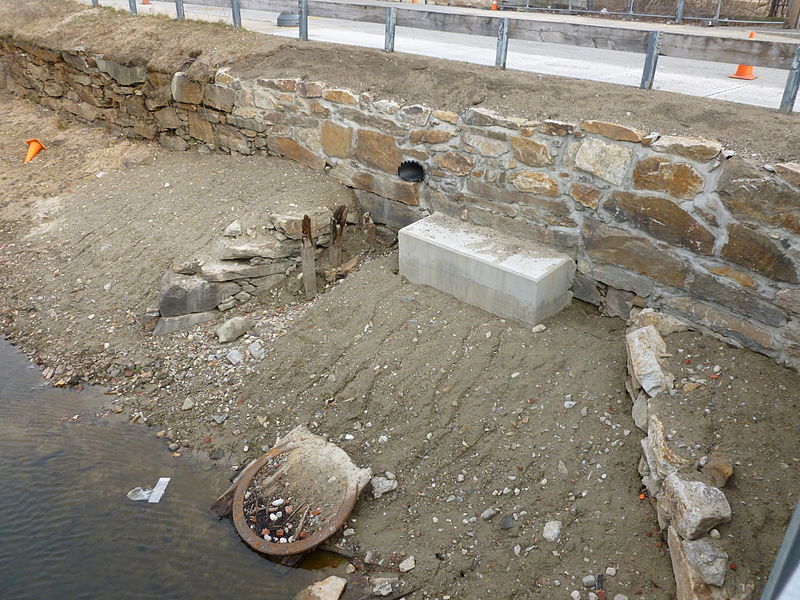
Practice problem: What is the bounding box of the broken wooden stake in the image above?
[362,211,377,246]
[301,214,317,300]
[329,205,348,268]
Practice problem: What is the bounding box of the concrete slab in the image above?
[399,213,574,326]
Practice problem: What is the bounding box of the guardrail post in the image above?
[779,44,800,114]
[713,0,722,23]
[640,31,662,89]
[385,7,396,52]
[175,0,185,20]
[231,0,242,27]
[674,0,686,23]
[495,18,510,69]
[91,0,98,7]
[128,0,137,15]
[299,0,309,41]
[627,0,635,14]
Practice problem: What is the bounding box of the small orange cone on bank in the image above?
[23,139,45,164]
[729,32,757,80]
[491,0,499,9]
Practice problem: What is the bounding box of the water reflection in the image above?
[0,338,323,599]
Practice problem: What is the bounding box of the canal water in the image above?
[0,338,327,599]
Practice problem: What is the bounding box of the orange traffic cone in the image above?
[729,32,757,80]
[23,139,45,164]
[142,0,151,4]
[490,0,499,9]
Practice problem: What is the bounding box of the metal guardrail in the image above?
[499,0,789,27]
[106,0,800,113]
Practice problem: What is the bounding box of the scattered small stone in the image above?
[570,591,581,600]
[372,581,392,597]
[371,476,398,499]
[605,566,616,577]
[342,528,355,537]
[209,448,224,460]
[216,317,252,343]
[399,555,415,572]
[564,401,577,409]
[614,595,629,600]
[500,515,514,529]
[168,442,180,452]
[211,414,227,424]
[710,529,721,539]
[513,544,521,556]
[481,508,497,520]
[582,575,596,588]
[558,460,568,474]
[223,220,242,237]
[226,349,243,365]
[532,324,546,333]
[248,340,265,359]
[543,520,562,542]
[181,398,194,410]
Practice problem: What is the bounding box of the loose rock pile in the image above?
[156,207,343,334]
[625,311,748,600]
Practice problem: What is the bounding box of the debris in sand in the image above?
[181,398,194,411]
[371,475,398,499]
[399,555,415,572]
[543,520,562,541]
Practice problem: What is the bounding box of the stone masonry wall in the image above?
[2,38,800,368]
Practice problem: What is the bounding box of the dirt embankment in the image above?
[2,0,798,162]
[2,93,799,599]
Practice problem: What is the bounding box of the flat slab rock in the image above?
[293,575,347,600]
[626,325,674,398]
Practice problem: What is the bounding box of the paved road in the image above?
[84,0,799,111]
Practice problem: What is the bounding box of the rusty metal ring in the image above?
[231,442,359,556]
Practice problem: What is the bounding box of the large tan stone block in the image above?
[718,157,800,235]
[604,191,714,254]
[721,223,798,283]
[171,72,203,104]
[510,136,553,166]
[633,157,704,199]
[321,121,353,158]
[268,136,326,170]
[651,135,722,162]
[583,219,689,288]
[433,152,473,176]
[355,129,401,173]
[574,138,633,185]
[508,171,560,197]
[582,120,644,142]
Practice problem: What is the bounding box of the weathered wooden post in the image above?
[301,215,317,299]
[329,206,348,268]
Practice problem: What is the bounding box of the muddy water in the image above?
[0,338,324,599]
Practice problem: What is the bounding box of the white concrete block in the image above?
[399,214,574,325]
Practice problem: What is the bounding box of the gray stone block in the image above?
[159,271,238,317]
[153,311,217,335]
[399,213,574,326]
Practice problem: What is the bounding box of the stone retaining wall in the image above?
[2,38,799,368]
